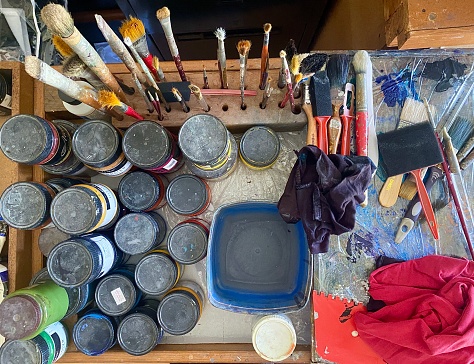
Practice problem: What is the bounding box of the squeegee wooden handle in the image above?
[340,115,352,155]
[356,111,368,156]
[410,169,439,240]
[315,116,331,154]
[303,103,317,147]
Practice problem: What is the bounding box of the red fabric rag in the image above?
[354,255,474,364]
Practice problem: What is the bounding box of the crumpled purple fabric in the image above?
[278,146,375,254]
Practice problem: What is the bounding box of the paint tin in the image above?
[178,114,238,180]
[72,120,132,177]
[166,174,211,216]
[0,182,56,230]
[73,309,119,356]
[0,321,69,364]
[47,233,122,288]
[0,281,69,340]
[122,120,183,173]
[30,268,95,319]
[118,171,168,212]
[117,299,164,356]
[157,280,204,335]
[114,212,167,255]
[45,177,85,194]
[167,219,209,265]
[0,114,70,166]
[135,249,182,296]
[95,266,142,317]
[0,71,12,116]
[252,314,297,362]
[50,183,119,235]
[240,126,280,170]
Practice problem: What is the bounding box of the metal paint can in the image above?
[0,182,56,230]
[114,212,167,255]
[122,120,184,173]
[167,219,209,265]
[73,309,120,356]
[45,177,85,194]
[50,183,119,235]
[157,280,204,336]
[135,249,182,296]
[0,71,12,116]
[72,120,132,177]
[118,171,168,212]
[239,126,280,170]
[166,174,211,216]
[117,299,164,356]
[252,314,297,362]
[95,266,142,317]
[47,233,122,288]
[0,114,71,166]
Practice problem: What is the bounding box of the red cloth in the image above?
[354,255,474,364]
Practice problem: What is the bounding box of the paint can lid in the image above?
[240,126,280,167]
[118,171,161,212]
[0,338,45,364]
[166,174,209,215]
[73,312,116,356]
[38,227,71,257]
[0,295,41,340]
[118,312,161,355]
[47,240,94,287]
[157,291,200,335]
[123,121,171,169]
[135,253,177,295]
[178,114,228,165]
[29,267,52,285]
[0,114,51,164]
[50,188,99,235]
[114,213,163,255]
[0,182,50,230]
[252,314,297,362]
[95,274,137,316]
[168,222,208,265]
[72,120,120,168]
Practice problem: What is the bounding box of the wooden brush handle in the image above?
[410,169,439,240]
[340,115,352,155]
[328,117,342,154]
[378,174,403,208]
[315,116,331,154]
[303,103,317,146]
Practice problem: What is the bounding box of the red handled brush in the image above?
[98,90,144,121]
[310,71,332,154]
[340,83,355,155]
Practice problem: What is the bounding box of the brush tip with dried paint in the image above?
[52,34,75,58]
[152,56,160,70]
[156,7,170,20]
[24,56,42,79]
[119,16,145,42]
[290,55,300,76]
[98,90,121,108]
[237,40,251,56]
[41,3,74,37]
[279,50,287,59]
[189,84,200,93]
[263,23,272,33]
[352,50,370,74]
[214,27,226,40]
[295,73,303,84]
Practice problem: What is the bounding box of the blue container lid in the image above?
[73,311,117,356]
[207,202,312,314]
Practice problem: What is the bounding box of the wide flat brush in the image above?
[40,4,128,104]
[259,23,272,90]
[98,90,144,121]
[378,122,443,240]
[310,71,332,154]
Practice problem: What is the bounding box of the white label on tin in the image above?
[89,235,116,278]
[0,94,12,109]
[44,322,68,361]
[99,160,133,177]
[91,183,119,228]
[111,287,127,305]
[162,158,178,171]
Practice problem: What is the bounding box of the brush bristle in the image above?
[25,56,41,79]
[98,90,121,108]
[449,116,474,151]
[280,50,286,58]
[189,84,200,93]
[264,23,272,33]
[285,39,297,63]
[119,16,145,42]
[352,50,370,74]
[52,34,75,58]
[171,87,182,100]
[41,4,74,37]
[295,73,303,83]
[237,40,251,56]
[62,55,87,77]
[156,7,170,20]
[214,27,226,40]
[327,54,350,89]
[290,56,300,75]
[152,56,160,70]
[300,53,328,74]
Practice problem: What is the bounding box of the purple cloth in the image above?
[278,146,375,254]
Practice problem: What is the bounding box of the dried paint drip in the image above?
[118,171,168,212]
[375,67,419,107]
[421,58,467,92]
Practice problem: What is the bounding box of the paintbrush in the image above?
[328,105,342,154]
[277,54,287,89]
[260,77,273,109]
[98,90,144,121]
[152,56,167,83]
[40,4,128,104]
[310,71,332,154]
[189,84,210,112]
[25,56,122,120]
[279,50,297,114]
[203,65,210,89]
[119,16,160,82]
[290,55,301,99]
[259,23,272,90]
[52,34,74,58]
[303,83,317,146]
[147,89,163,121]
[237,40,251,110]
[132,73,154,113]
[172,87,190,113]
[201,89,257,96]
[214,27,228,89]
[280,73,303,108]
[299,52,328,76]
[124,36,171,113]
[448,117,474,153]
[156,6,187,82]
[62,55,106,90]
[340,83,355,155]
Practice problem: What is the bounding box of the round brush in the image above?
[278,50,297,113]
[290,55,301,99]
[171,87,190,113]
[259,23,272,90]
[189,84,210,112]
[152,56,167,82]
[214,27,228,89]
[52,34,74,58]
[237,40,251,110]
[98,90,144,121]
[260,77,273,109]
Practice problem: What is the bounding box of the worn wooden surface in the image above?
[45,59,307,133]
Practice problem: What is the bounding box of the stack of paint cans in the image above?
[178,114,237,180]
